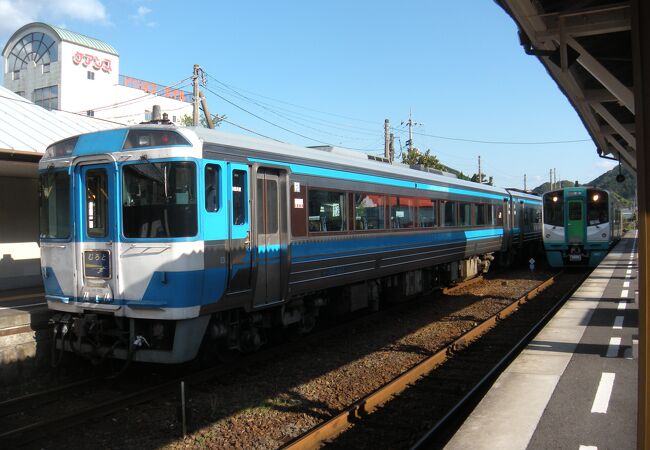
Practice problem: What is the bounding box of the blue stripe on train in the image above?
[46,229,503,309]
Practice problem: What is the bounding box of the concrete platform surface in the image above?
[445,231,638,450]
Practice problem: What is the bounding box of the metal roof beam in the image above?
[604,134,637,170]
[592,102,636,148]
[569,36,635,114]
[536,6,631,41]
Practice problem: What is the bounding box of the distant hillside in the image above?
[531,166,636,207]
[531,180,575,196]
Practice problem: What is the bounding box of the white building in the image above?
[2,22,193,125]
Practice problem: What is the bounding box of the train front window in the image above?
[39,171,70,239]
[122,161,197,238]
[543,191,564,226]
[587,189,608,225]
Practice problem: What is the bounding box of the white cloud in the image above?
[0,1,35,34]
[595,159,618,171]
[137,6,151,17]
[130,5,155,26]
[50,0,108,23]
[0,0,109,38]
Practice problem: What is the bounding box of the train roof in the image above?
[189,126,512,197]
[541,186,610,197]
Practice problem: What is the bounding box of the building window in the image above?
[172,116,177,122]
[43,63,50,74]
[7,32,58,73]
[33,85,58,110]
[87,71,94,80]
[87,110,94,117]
[144,110,152,121]
[12,70,20,80]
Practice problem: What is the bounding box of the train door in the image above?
[567,199,586,243]
[253,168,284,306]
[76,162,119,303]
[226,163,252,295]
[518,201,525,247]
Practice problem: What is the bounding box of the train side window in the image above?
[475,204,486,226]
[205,164,220,212]
[418,198,437,227]
[442,201,457,227]
[232,169,247,225]
[459,202,472,226]
[389,196,416,229]
[354,193,385,230]
[308,189,346,232]
[86,169,107,237]
[486,204,494,225]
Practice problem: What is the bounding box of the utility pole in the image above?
[389,132,394,164]
[478,155,483,184]
[192,64,200,126]
[524,174,527,191]
[553,168,557,189]
[401,110,420,153]
[550,169,553,189]
[384,119,390,160]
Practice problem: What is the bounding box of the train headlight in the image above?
[552,196,558,202]
[592,194,600,202]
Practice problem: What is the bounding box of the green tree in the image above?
[401,148,444,170]
[470,173,493,186]
[180,112,226,128]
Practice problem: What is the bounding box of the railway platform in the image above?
[445,231,639,450]
[0,285,48,380]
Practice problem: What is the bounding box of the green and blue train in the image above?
[542,187,622,267]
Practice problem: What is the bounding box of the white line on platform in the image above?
[621,290,629,297]
[0,301,46,311]
[623,281,630,288]
[579,446,597,450]
[613,316,624,330]
[618,301,627,310]
[633,339,639,360]
[592,372,616,414]
[606,337,621,358]
[626,270,632,275]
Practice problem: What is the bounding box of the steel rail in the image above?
[0,271,502,447]
[409,271,587,449]
[281,272,562,450]
[0,378,97,418]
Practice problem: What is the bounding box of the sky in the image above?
[0,0,619,189]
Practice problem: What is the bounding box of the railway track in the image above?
[0,274,490,448]
[2,269,558,448]
[282,270,586,450]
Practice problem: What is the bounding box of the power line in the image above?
[80,77,193,113]
[202,72,382,140]
[201,84,332,145]
[411,129,591,145]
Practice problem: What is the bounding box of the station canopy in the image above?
[0,86,118,177]
[497,0,635,173]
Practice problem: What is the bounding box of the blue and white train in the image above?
[40,124,542,364]
[542,187,622,267]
